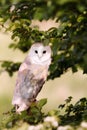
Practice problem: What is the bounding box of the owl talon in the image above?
[15,105,21,114]
[16,110,22,115]
[15,104,29,114]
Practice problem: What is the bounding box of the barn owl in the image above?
[12,43,51,114]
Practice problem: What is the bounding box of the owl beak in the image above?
[38,53,42,59]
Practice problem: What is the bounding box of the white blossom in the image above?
[44,116,58,127]
[57,125,73,130]
[28,124,43,130]
[81,121,87,128]
[36,124,43,130]
[28,125,35,130]
[10,5,15,12]
[23,6,28,9]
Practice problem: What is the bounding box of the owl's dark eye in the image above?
[35,50,38,54]
[43,50,46,54]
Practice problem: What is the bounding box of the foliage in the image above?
[0,61,21,76]
[0,98,47,129]
[0,0,87,79]
[58,96,87,126]
[0,0,87,129]
[1,97,87,130]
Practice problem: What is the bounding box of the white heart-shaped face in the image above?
[28,43,51,65]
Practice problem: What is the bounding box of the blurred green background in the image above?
[0,28,87,115]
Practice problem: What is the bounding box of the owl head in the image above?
[28,43,51,65]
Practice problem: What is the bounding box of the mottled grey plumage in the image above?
[12,43,51,113]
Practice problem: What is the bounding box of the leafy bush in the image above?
[1,97,87,130]
[0,0,87,78]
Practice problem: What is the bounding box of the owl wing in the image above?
[12,64,45,105]
[19,69,45,100]
[12,62,31,104]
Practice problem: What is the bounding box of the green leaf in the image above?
[65,96,73,104]
[37,98,47,110]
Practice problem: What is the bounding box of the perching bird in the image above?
[12,43,51,113]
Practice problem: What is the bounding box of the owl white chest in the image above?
[30,64,48,80]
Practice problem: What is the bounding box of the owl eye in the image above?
[35,50,38,54]
[43,50,46,54]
